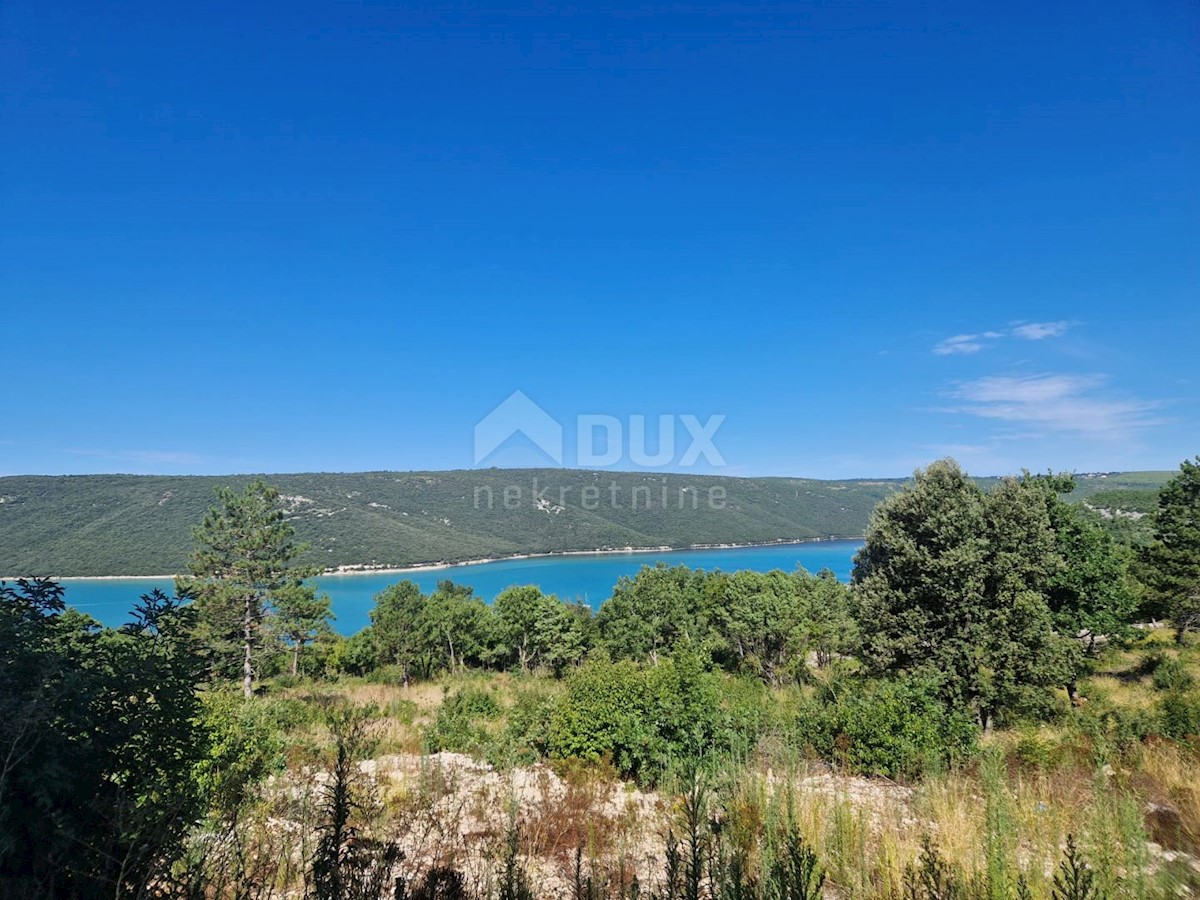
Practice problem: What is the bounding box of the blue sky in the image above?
[2,0,1197,479]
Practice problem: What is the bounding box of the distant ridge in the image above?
[0,468,1172,577]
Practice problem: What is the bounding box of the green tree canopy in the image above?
[0,579,206,897]
[420,580,494,672]
[707,568,855,684]
[178,480,316,697]
[709,569,807,684]
[852,460,1134,727]
[1036,475,1138,692]
[853,459,990,702]
[597,564,714,664]
[369,579,429,684]
[271,582,334,676]
[492,584,587,675]
[1143,456,1200,641]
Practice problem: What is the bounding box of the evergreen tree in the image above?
[597,564,713,664]
[272,582,334,676]
[1034,474,1138,697]
[533,596,588,676]
[853,459,991,717]
[178,480,315,696]
[1143,456,1200,641]
[976,476,1067,726]
[853,460,1097,727]
[709,569,807,685]
[369,579,428,685]
[807,568,857,667]
[494,584,552,673]
[491,584,587,675]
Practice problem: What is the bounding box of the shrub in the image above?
[326,629,380,676]
[644,648,727,761]
[1013,728,1068,772]
[424,687,502,755]
[1159,690,1200,741]
[795,676,977,780]
[1151,656,1196,693]
[548,658,659,780]
[547,651,741,783]
[365,663,412,685]
[495,684,560,765]
[718,674,774,755]
[902,835,978,900]
[1070,697,1161,755]
[384,697,418,726]
[1052,834,1099,900]
[195,689,293,813]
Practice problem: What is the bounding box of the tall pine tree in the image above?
[1143,457,1200,642]
[178,480,316,696]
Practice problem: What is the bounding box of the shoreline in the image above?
[15,535,864,582]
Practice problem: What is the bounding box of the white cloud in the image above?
[933,334,987,355]
[1011,321,1070,340]
[932,321,1071,355]
[945,373,1162,438]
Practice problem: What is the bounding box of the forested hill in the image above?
[0,468,1172,576]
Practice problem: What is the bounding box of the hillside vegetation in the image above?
[0,468,1171,576]
[3,457,1198,899]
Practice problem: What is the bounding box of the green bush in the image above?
[718,673,774,754]
[545,650,768,783]
[326,629,379,676]
[495,684,561,765]
[424,687,502,755]
[365,663,413,685]
[548,658,659,779]
[1159,690,1200,741]
[643,648,728,762]
[795,676,977,779]
[384,696,418,725]
[1070,694,1161,754]
[1013,728,1063,771]
[194,689,294,813]
[1151,656,1196,693]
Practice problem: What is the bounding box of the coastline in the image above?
[319,535,863,577]
[15,535,864,581]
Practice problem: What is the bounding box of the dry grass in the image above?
[1084,674,1157,710]
[1134,740,1200,854]
[230,736,1200,900]
[250,661,1200,899]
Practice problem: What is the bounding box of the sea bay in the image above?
[55,539,864,634]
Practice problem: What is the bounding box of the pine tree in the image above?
[272,582,333,676]
[178,480,315,696]
[1143,457,1200,642]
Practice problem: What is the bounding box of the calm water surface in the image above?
[58,540,864,634]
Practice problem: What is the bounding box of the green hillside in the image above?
[0,468,1172,577]
[1072,481,1166,547]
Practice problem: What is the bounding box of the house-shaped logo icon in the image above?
[473,391,564,465]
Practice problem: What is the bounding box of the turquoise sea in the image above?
[56,540,864,634]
